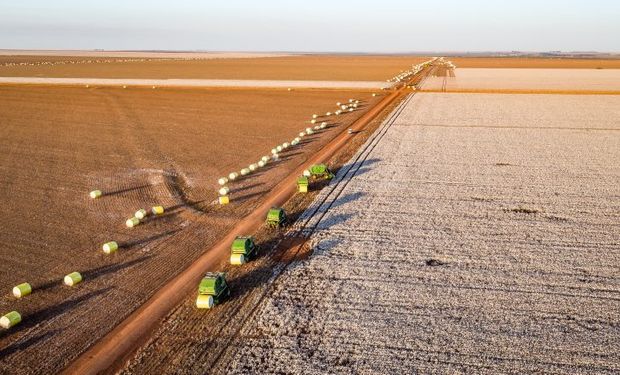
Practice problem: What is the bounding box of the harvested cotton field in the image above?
[0,85,378,374]
[421,68,620,92]
[0,55,429,81]
[174,92,618,374]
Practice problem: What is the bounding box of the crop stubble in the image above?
[0,86,378,374]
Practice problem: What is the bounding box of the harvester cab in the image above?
[196,272,230,309]
[266,207,286,228]
[230,236,258,265]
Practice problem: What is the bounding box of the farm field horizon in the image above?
[0,48,618,375]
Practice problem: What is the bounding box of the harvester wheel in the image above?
[230,253,246,265]
[196,295,214,309]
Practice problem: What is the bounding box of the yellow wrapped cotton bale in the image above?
[151,206,165,215]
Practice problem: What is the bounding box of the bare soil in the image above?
[0,55,430,81]
[450,57,620,69]
[0,86,378,374]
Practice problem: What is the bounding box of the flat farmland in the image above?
[0,85,378,374]
[138,92,619,374]
[449,57,620,69]
[421,68,620,92]
[0,55,429,81]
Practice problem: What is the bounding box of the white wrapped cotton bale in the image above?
[249,164,258,172]
[126,217,140,228]
[320,123,327,129]
[283,142,290,148]
[299,132,306,137]
[272,153,279,161]
[335,110,342,115]
[271,148,278,155]
[341,105,348,110]
[89,190,102,199]
[103,241,119,254]
[311,119,317,124]
[313,125,320,130]
[64,272,82,286]
[303,169,311,177]
[135,209,148,220]
[12,283,32,298]
[228,172,239,181]
[219,186,230,195]
[276,145,283,152]
[349,99,355,103]
[258,160,266,167]
[261,156,270,162]
[0,311,21,329]
[218,177,228,186]
[312,114,318,119]
[295,137,301,142]
[336,102,341,106]
[240,168,250,176]
[291,140,298,146]
[326,112,332,116]
[349,108,354,112]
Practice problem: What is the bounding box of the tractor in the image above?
[266,207,286,228]
[196,272,230,309]
[230,236,258,265]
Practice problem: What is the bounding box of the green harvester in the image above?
[196,272,230,309]
[307,164,335,180]
[230,236,258,265]
[266,207,286,228]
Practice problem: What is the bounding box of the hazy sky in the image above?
[0,0,618,52]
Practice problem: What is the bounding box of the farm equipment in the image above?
[195,272,230,309]
[297,176,309,193]
[303,164,335,180]
[266,207,286,228]
[230,236,258,265]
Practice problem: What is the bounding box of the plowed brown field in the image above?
[450,57,620,69]
[0,55,429,80]
[0,85,378,374]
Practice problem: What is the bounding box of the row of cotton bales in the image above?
[0,57,193,68]
[1,189,170,329]
[386,58,437,84]
[215,98,364,204]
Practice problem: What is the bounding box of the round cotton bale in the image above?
[64,272,82,287]
[291,140,298,146]
[353,103,358,108]
[126,217,140,228]
[89,190,102,199]
[336,102,341,106]
[240,168,250,176]
[349,99,355,103]
[303,169,311,177]
[0,311,21,329]
[311,119,317,124]
[299,132,306,137]
[340,105,347,110]
[219,195,229,205]
[85,84,90,88]
[313,125,320,131]
[228,172,239,181]
[335,110,342,115]
[312,114,318,119]
[152,86,156,89]
[276,145,283,152]
[230,253,246,265]
[295,137,301,142]
[283,142,290,148]
[219,186,230,196]
[103,241,119,254]
[123,85,127,89]
[320,123,327,129]
[272,153,280,161]
[326,112,332,116]
[12,283,32,298]
[218,177,228,186]
[258,160,266,167]
[135,209,148,220]
[196,294,214,309]
[249,163,258,172]
[349,108,354,112]
[287,88,292,92]
[271,148,278,155]
[261,155,270,162]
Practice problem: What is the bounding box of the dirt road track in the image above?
[62,71,422,374]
